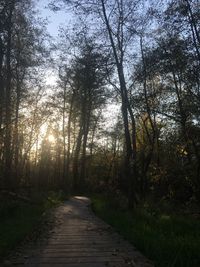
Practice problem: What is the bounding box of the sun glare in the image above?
[48,134,55,143]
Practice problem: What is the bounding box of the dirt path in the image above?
[8,196,153,267]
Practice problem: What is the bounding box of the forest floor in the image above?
[3,196,153,267]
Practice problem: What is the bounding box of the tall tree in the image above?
[55,0,146,205]
[0,0,48,189]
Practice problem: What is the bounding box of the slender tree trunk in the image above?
[73,122,83,191]
[13,68,24,187]
[90,110,101,156]
[0,37,4,132]
[139,37,157,197]
[62,82,67,186]
[4,3,14,188]
[185,0,200,62]
[80,107,91,187]
[171,69,192,163]
[66,91,75,192]
[0,37,4,183]
[108,136,117,180]
[100,0,138,206]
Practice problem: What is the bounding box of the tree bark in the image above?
[4,2,14,188]
[73,122,83,191]
[100,0,137,206]
[184,0,200,62]
[62,82,67,186]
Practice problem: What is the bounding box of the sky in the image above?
[35,0,71,38]
[35,0,69,85]
[35,0,120,127]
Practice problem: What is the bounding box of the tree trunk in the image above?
[66,91,75,192]
[100,0,137,207]
[0,36,4,183]
[62,82,67,186]
[72,122,83,191]
[0,37,4,132]
[185,0,200,62]
[4,3,14,188]
[80,107,91,187]
[90,110,101,156]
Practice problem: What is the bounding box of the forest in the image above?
[0,0,200,266]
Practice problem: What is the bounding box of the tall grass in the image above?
[91,195,200,267]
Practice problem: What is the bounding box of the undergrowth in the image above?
[0,190,65,260]
[91,195,200,267]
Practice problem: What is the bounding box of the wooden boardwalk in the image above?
[10,196,153,267]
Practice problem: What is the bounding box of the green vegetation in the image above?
[91,195,200,267]
[0,202,43,259]
[0,191,65,260]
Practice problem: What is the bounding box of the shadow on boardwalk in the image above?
[6,196,154,267]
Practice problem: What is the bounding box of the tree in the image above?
[57,36,109,190]
[55,0,146,205]
[0,0,48,189]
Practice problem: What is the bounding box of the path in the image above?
[9,196,153,267]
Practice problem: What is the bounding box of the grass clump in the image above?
[91,195,200,267]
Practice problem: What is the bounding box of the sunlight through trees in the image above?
[0,0,200,206]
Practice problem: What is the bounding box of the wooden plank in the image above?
[25,263,128,267]
[31,252,124,257]
[9,196,153,267]
[28,256,125,264]
[40,247,134,253]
